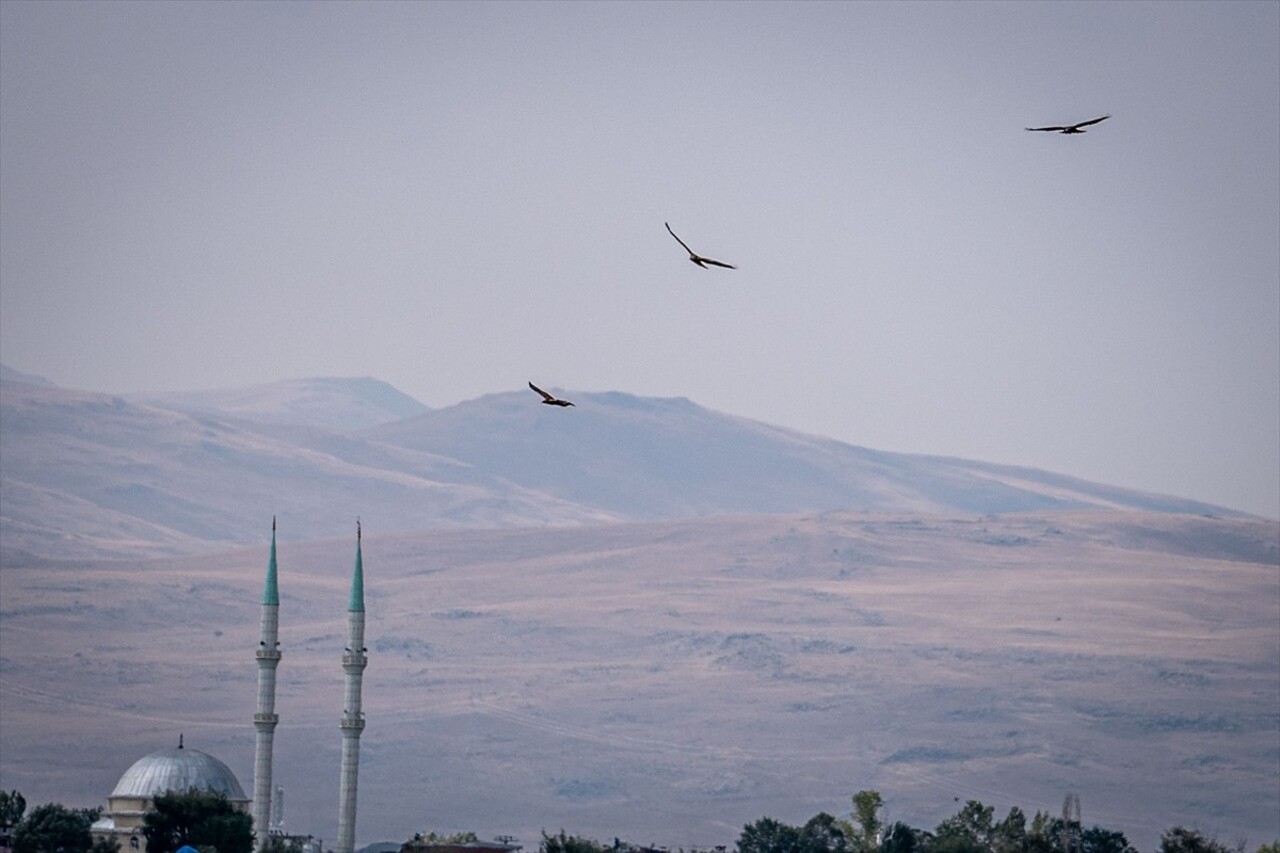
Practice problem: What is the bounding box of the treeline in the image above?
[1,790,118,853]
[535,791,1279,853]
[6,788,1277,853]
[0,789,297,853]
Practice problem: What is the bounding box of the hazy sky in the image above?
[2,1,1277,518]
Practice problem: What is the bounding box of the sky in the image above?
[1,0,1277,519]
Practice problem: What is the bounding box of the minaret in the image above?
[336,522,367,853]
[252,519,282,850]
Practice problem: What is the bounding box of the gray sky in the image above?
[2,0,1277,518]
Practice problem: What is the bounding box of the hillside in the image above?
[367,388,1240,519]
[0,381,613,560]
[1,378,1252,561]
[0,511,1275,849]
[133,376,431,432]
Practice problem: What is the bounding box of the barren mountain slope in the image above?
[1,511,1275,850]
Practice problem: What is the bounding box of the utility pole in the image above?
[1061,793,1082,853]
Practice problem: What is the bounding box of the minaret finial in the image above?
[348,520,365,613]
[263,519,280,606]
[179,733,184,749]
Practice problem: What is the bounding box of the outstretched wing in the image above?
[1025,124,1068,132]
[665,222,696,257]
[700,258,737,269]
[1070,113,1110,130]
[528,381,554,402]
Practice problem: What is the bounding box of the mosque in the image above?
[90,522,366,853]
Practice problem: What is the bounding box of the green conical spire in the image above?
[348,520,364,613]
[262,517,280,606]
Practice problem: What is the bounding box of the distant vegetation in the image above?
[141,788,253,853]
[6,789,1276,853]
[0,788,252,853]
[1,792,116,853]
[524,791,1277,853]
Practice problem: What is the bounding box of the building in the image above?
[90,738,250,851]
[90,522,367,853]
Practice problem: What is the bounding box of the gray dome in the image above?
[111,747,247,801]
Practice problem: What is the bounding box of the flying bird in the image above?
[665,222,736,269]
[529,382,574,407]
[1025,114,1111,134]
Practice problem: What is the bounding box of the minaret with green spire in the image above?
[252,518,282,850]
[336,521,367,853]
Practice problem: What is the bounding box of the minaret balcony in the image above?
[254,712,279,725]
[340,715,366,732]
[256,649,282,662]
[341,653,367,668]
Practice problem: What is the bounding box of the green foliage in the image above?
[410,833,480,846]
[91,837,122,853]
[1,791,27,830]
[799,814,849,853]
[735,815,848,853]
[1256,844,1280,853]
[936,801,996,849]
[737,818,800,853]
[517,798,1250,853]
[846,791,882,853]
[12,803,92,853]
[1081,827,1136,853]
[990,807,1026,853]
[539,831,608,853]
[881,823,926,853]
[141,789,252,853]
[1159,828,1236,853]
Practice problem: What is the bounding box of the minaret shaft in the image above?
[252,521,281,850]
[336,525,367,853]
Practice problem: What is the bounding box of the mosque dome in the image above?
[110,745,248,802]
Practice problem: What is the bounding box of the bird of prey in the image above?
[1025,114,1111,134]
[529,382,574,407]
[665,222,736,269]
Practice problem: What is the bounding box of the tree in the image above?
[1159,828,1235,853]
[798,814,848,853]
[934,801,996,853]
[141,789,252,853]
[1081,827,1135,853]
[880,823,925,853]
[737,818,800,853]
[1,791,27,832]
[539,831,607,853]
[411,834,479,846]
[1023,811,1060,853]
[845,792,882,853]
[12,803,92,853]
[991,807,1027,853]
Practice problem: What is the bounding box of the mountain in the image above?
[0,382,614,561]
[1,380,1250,561]
[132,376,430,432]
[1,511,1276,849]
[0,363,57,387]
[365,389,1242,520]
[2,375,1276,845]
